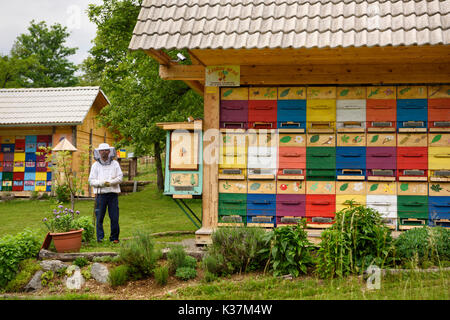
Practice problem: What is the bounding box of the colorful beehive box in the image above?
[336,87,366,147]
[247,129,277,196]
[276,194,306,226]
[366,147,397,181]
[306,147,336,181]
[218,193,247,227]
[397,195,428,229]
[247,193,276,227]
[397,147,428,181]
[366,87,397,148]
[336,181,367,211]
[220,87,249,129]
[428,196,450,228]
[306,86,336,147]
[248,87,277,129]
[397,86,428,148]
[277,87,306,130]
[219,129,247,193]
[336,147,366,180]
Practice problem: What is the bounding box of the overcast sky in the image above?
[0,0,103,67]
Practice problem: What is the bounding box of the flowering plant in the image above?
[42,205,81,233]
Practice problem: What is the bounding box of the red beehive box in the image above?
[305,194,336,225]
[366,99,396,130]
[248,100,277,129]
[428,99,450,130]
[278,146,306,169]
[13,172,24,181]
[397,147,428,180]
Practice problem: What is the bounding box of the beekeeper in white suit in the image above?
[88,143,123,243]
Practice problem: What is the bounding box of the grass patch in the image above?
[0,165,200,252]
[161,270,450,300]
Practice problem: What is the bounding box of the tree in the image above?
[84,0,203,191]
[0,54,39,88]
[10,20,79,87]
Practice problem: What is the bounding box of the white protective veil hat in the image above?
[94,143,116,165]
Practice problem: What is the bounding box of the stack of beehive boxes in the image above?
[0,135,52,193]
[217,85,450,230]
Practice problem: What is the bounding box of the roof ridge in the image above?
[142,0,449,9]
[0,86,100,92]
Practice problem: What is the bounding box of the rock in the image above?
[24,271,44,292]
[91,263,109,284]
[40,260,67,272]
[66,268,85,290]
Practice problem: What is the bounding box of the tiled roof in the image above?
[0,87,109,126]
[129,0,450,50]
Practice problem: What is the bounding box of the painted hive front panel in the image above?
[216,85,450,230]
[0,135,52,193]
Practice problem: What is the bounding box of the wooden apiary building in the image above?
[0,86,115,197]
[129,0,450,244]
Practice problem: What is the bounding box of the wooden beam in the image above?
[195,86,220,245]
[191,45,450,66]
[159,63,450,85]
[145,49,204,95]
[145,49,172,65]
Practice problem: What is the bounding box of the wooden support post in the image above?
[195,86,220,245]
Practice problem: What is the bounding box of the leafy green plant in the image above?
[72,216,95,243]
[182,256,197,269]
[73,257,89,268]
[41,270,54,287]
[4,259,41,292]
[204,227,268,276]
[261,220,314,277]
[393,227,450,267]
[0,229,41,288]
[42,205,82,233]
[54,184,71,203]
[154,266,169,286]
[316,203,394,279]
[118,230,161,280]
[108,265,130,287]
[175,267,197,281]
[167,245,186,274]
[203,271,218,283]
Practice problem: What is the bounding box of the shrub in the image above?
[4,259,41,292]
[0,229,41,288]
[183,256,197,269]
[262,220,314,277]
[154,266,169,286]
[108,265,130,287]
[203,271,218,283]
[202,254,222,275]
[316,204,394,279]
[72,216,95,243]
[55,184,71,203]
[175,267,197,281]
[394,227,450,267]
[204,227,268,276]
[167,245,186,274]
[73,257,89,268]
[118,230,161,280]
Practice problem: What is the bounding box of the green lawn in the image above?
[162,270,450,300]
[0,164,201,248]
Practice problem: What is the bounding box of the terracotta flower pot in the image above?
[50,229,83,253]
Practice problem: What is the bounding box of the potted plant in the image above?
[42,205,83,253]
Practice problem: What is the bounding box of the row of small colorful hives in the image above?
[219,85,450,132]
[218,85,450,230]
[0,135,52,192]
